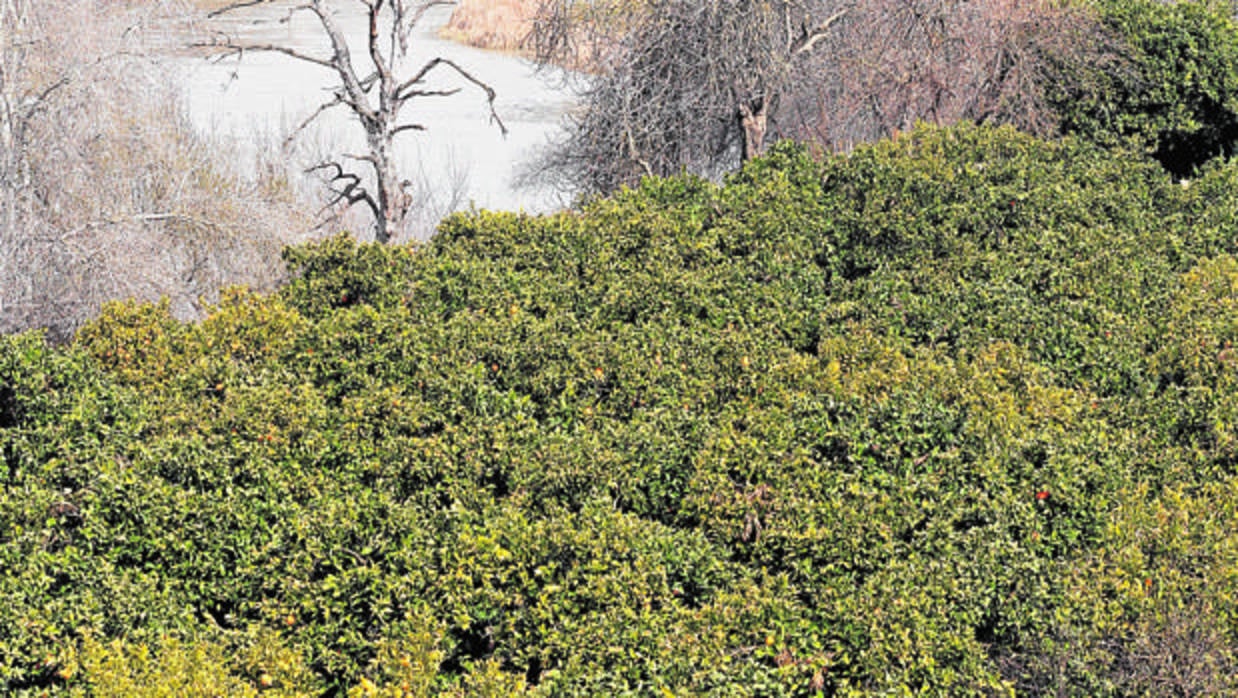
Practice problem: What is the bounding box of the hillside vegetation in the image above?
[4,124,1238,695]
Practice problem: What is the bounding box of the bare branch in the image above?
[191,37,338,72]
[283,96,346,151]
[364,0,395,107]
[305,0,378,124]
[790,9,848,56]
[308,160,380,221]
[341,152,379,166]
[402,88,462,99]
[409,0,457,29]
[391,123,427,137]
[57,213,223,242]
[208,0,277,18]
[397,57,507,136]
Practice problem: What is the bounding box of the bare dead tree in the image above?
[199,0,507,244]
[527,0,1112,197]
[528,0,847,194]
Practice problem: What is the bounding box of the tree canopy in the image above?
[1052,0,1238,176]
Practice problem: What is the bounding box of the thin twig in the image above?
[208,0,275,18]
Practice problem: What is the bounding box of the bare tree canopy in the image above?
[529,0,1106,196]
[530,0,848,193]
[200,0,508,243]
[808,0,1111,149]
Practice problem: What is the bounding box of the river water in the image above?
[179,2,575,240]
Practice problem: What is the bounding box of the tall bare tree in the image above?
[202,0,507,244]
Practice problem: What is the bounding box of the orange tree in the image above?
[3,124,1238,694]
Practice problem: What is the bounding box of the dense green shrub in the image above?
[4,124,1238,694]
[1053,0,1238,176]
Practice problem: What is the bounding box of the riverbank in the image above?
[179,0,540,55]
[440,0,539,53]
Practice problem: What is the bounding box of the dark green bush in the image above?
[1053,0,1238,176]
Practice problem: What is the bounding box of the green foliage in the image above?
[1002,480,1238,695]
[66,635,260,697]
[281,233,420,318]
[1054,0,1238,176]
[6,124,1238,694]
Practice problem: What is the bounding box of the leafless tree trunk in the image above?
[201,0,506,244]
[733,7,846,161]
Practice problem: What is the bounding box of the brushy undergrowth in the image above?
[4,124,1238,695]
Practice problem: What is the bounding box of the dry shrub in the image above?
[441,0,539,52]
[998,595,1237,697]
[1109,600,1237,697]
[1,0,311,341]
[801,0,1117,150]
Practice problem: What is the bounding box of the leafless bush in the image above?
[1106,598,1237,698]
[996,595,1237,697]
[802,0,1117,150]
[529,0,847,194]
[527,0,1114,197]
[1,0,310,341]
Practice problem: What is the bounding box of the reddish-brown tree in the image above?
[800,0,1115,151]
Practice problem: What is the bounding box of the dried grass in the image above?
[440,0,539,52]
